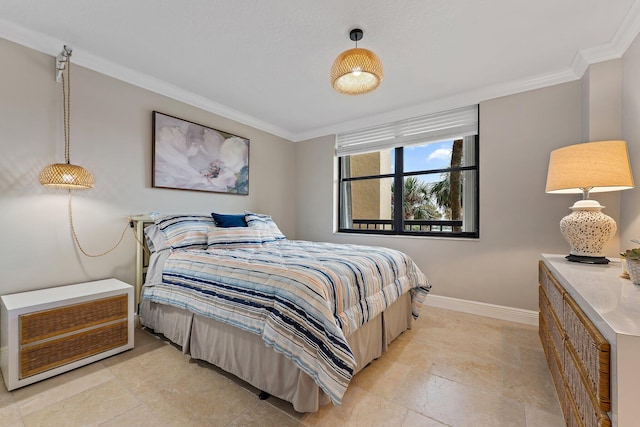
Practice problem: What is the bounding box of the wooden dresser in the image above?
[539,254,640,427]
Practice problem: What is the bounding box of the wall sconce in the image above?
[545,140,634,264]
[40,46,94,189]
[40,45,134,257]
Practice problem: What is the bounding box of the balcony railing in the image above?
[351,219,463,233]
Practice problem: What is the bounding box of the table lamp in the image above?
[545,140,634,264]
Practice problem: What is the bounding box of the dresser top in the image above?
[1,279,132,311]
[541,254,640,337]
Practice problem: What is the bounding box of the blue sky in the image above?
[391,140,453,184]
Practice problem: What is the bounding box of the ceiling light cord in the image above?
[67,190,142,257]
[62,64,71,164]
[57,48,147,258]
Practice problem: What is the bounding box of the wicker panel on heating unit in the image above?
[20,295,128,345]
[20,321,128,378]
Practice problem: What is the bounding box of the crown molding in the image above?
[572,0,640,75]
[4,1,640,145]
[0,19,297,142]
[71,49,297,141]
[294,67,580,142]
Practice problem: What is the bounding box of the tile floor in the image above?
[0,306,564,426]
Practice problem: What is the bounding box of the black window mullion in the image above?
[393,147,403,232]
[337,125,480,238]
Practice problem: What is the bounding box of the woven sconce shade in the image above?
[40,47,94,191]
[40,163,94,189]
[331,48,383,95]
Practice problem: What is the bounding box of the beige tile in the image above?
[12,360,115,416]
[401,410,448,427]
[132,365,257,427]
[383,337,440,371]
[503,347,561,412]
[350,357,413,400]
[130,388,192,427]
[106,344,207,394]
[0,402,22,427]
[102,328,168,369]
[22,378,141,427]
[392,372,526,427]
[413,310,521,368]
[430,346,504,392]
[525,404,565,427]
[502,322,542,351]
[228,400,302,427]
[98,404,168,427]
[303,386,408,427]
[4,307,566,426]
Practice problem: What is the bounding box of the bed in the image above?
[133,213,430,412]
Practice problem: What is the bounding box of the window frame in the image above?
[337,135,480,238]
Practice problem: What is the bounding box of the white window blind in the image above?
[336,104,478,157]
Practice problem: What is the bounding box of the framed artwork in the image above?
[152,111,249,195]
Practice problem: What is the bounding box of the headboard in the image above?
[130,214,153,312]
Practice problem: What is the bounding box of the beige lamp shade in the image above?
[40,163,94,189]
[331,47,383,95]
[545,140,634,194]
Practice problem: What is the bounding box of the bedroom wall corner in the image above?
[0,38,296,295]
[621,32,640,249]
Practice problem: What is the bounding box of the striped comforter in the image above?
[142,240,430,405]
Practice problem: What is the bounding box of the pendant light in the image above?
[40,46,94,189]
[331,28,383,95]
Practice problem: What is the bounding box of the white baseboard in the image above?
[424,295,539,326]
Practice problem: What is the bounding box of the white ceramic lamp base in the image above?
[559,200,616,264]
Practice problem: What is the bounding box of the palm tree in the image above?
[428,139,463,231]
[392,177,441,220]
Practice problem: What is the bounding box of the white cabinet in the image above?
[1,279,134,391]
[541,254,640,427]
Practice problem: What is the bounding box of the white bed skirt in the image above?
[139,292,412,412]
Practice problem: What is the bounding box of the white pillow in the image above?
[151,213,217,250]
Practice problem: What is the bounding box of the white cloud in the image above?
[428,148,451,161]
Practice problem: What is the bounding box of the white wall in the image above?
[621,34,640,248]
[295,82,600,311]
[0,39,296,295]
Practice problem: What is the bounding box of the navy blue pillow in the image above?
[211,213,247,228]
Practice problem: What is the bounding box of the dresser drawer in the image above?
[540,314,566,414]
[565,342,611,427]
[563,294,610,412]
[565,385,592,427]
[539,262,564,321]
[539,286,564,362]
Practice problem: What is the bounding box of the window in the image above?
[337,105,479,238]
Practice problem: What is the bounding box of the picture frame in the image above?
[152,111,249,195]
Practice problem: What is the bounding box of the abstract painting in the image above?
[152,112,249,194]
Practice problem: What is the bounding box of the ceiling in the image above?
[1,1,639,142]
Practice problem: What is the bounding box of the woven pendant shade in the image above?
[331,48,383,95]
[40,46,94,190]
[40,163,94,189]
[331,29,383,95]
